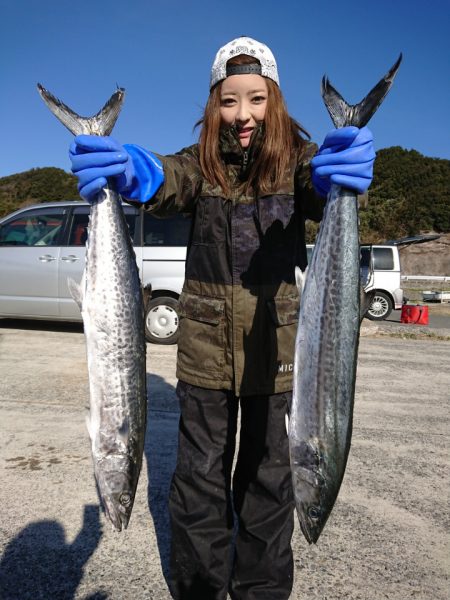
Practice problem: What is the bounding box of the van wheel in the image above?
[145,297,180,344]
[366,291,393,321]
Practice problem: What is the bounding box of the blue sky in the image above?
[1,0,449,177]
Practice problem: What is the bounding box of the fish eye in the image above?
[119,492,132,507]
[308,506,321,520]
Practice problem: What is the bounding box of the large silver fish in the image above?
[289,56,402,544]
[37,84,147,531]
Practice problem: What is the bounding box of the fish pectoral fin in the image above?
[295,266,307,296]
[68,277,83,310]
[117,421,130,445]
[85,414,94,442]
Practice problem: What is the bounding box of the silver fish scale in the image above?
[290,184,360,543]
[83,186,147,529]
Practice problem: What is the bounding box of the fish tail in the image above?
[37,83,125,136]
[321,54,402,128]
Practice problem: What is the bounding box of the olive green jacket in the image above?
[145,126,325,395]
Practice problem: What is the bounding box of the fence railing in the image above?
[401,275,450,282]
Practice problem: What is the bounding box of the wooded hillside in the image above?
[359,147,450,242]
[1,147,449,244]
[0,167,78,218]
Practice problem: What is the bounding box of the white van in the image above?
[359,245,404,319]
[306,244,404,320]
[0,201,190,344]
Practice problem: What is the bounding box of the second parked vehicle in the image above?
[307,244,404,320]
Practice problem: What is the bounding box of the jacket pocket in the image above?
[177,292,226,375]
[266,295,299,377]
[267,295,299,327]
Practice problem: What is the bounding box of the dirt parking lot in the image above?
[0,319,449,600]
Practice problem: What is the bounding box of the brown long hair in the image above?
[197,54,310,195]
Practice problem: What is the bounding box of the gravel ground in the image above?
[0,319,449,600]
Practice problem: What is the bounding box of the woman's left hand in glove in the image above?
[311,126,375,197]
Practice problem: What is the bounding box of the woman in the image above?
[69,36,375,600]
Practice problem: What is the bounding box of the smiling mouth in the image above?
[237,127,253,135]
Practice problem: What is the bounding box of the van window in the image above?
[292,244,396,273]
[360,246,371,268]
[372,247,394,270]
[0,208,64,247]
[143,214,191,246]
[68,213,89,246]
[67,207,137,246]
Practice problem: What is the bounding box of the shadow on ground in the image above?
[145,373,180,586]
[0,318,84,335]
[0,504,104,600]
[0,368,180,597]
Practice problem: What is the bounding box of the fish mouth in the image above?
[300,520,323,545]
[103,496,131,532]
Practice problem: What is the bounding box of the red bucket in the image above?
[400,304,429,325]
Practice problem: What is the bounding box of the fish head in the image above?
[290,439,330,544]
[94,455,138,532]
[294,489,327,544]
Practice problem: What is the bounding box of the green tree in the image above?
[0,168,78,217]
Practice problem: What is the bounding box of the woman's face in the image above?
[219,74,268,148]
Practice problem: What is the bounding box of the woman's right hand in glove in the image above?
[69,136,164,203]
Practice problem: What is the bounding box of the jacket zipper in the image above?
[229,126,253,175]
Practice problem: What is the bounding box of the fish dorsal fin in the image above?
[321,54,402,128]
[37,83,125,136]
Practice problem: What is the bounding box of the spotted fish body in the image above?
[37,85,147,531]
[289,56,402,544]
[290,184,360,544]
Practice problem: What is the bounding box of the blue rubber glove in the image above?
[69,136,164,203]
[311,126,375,197]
